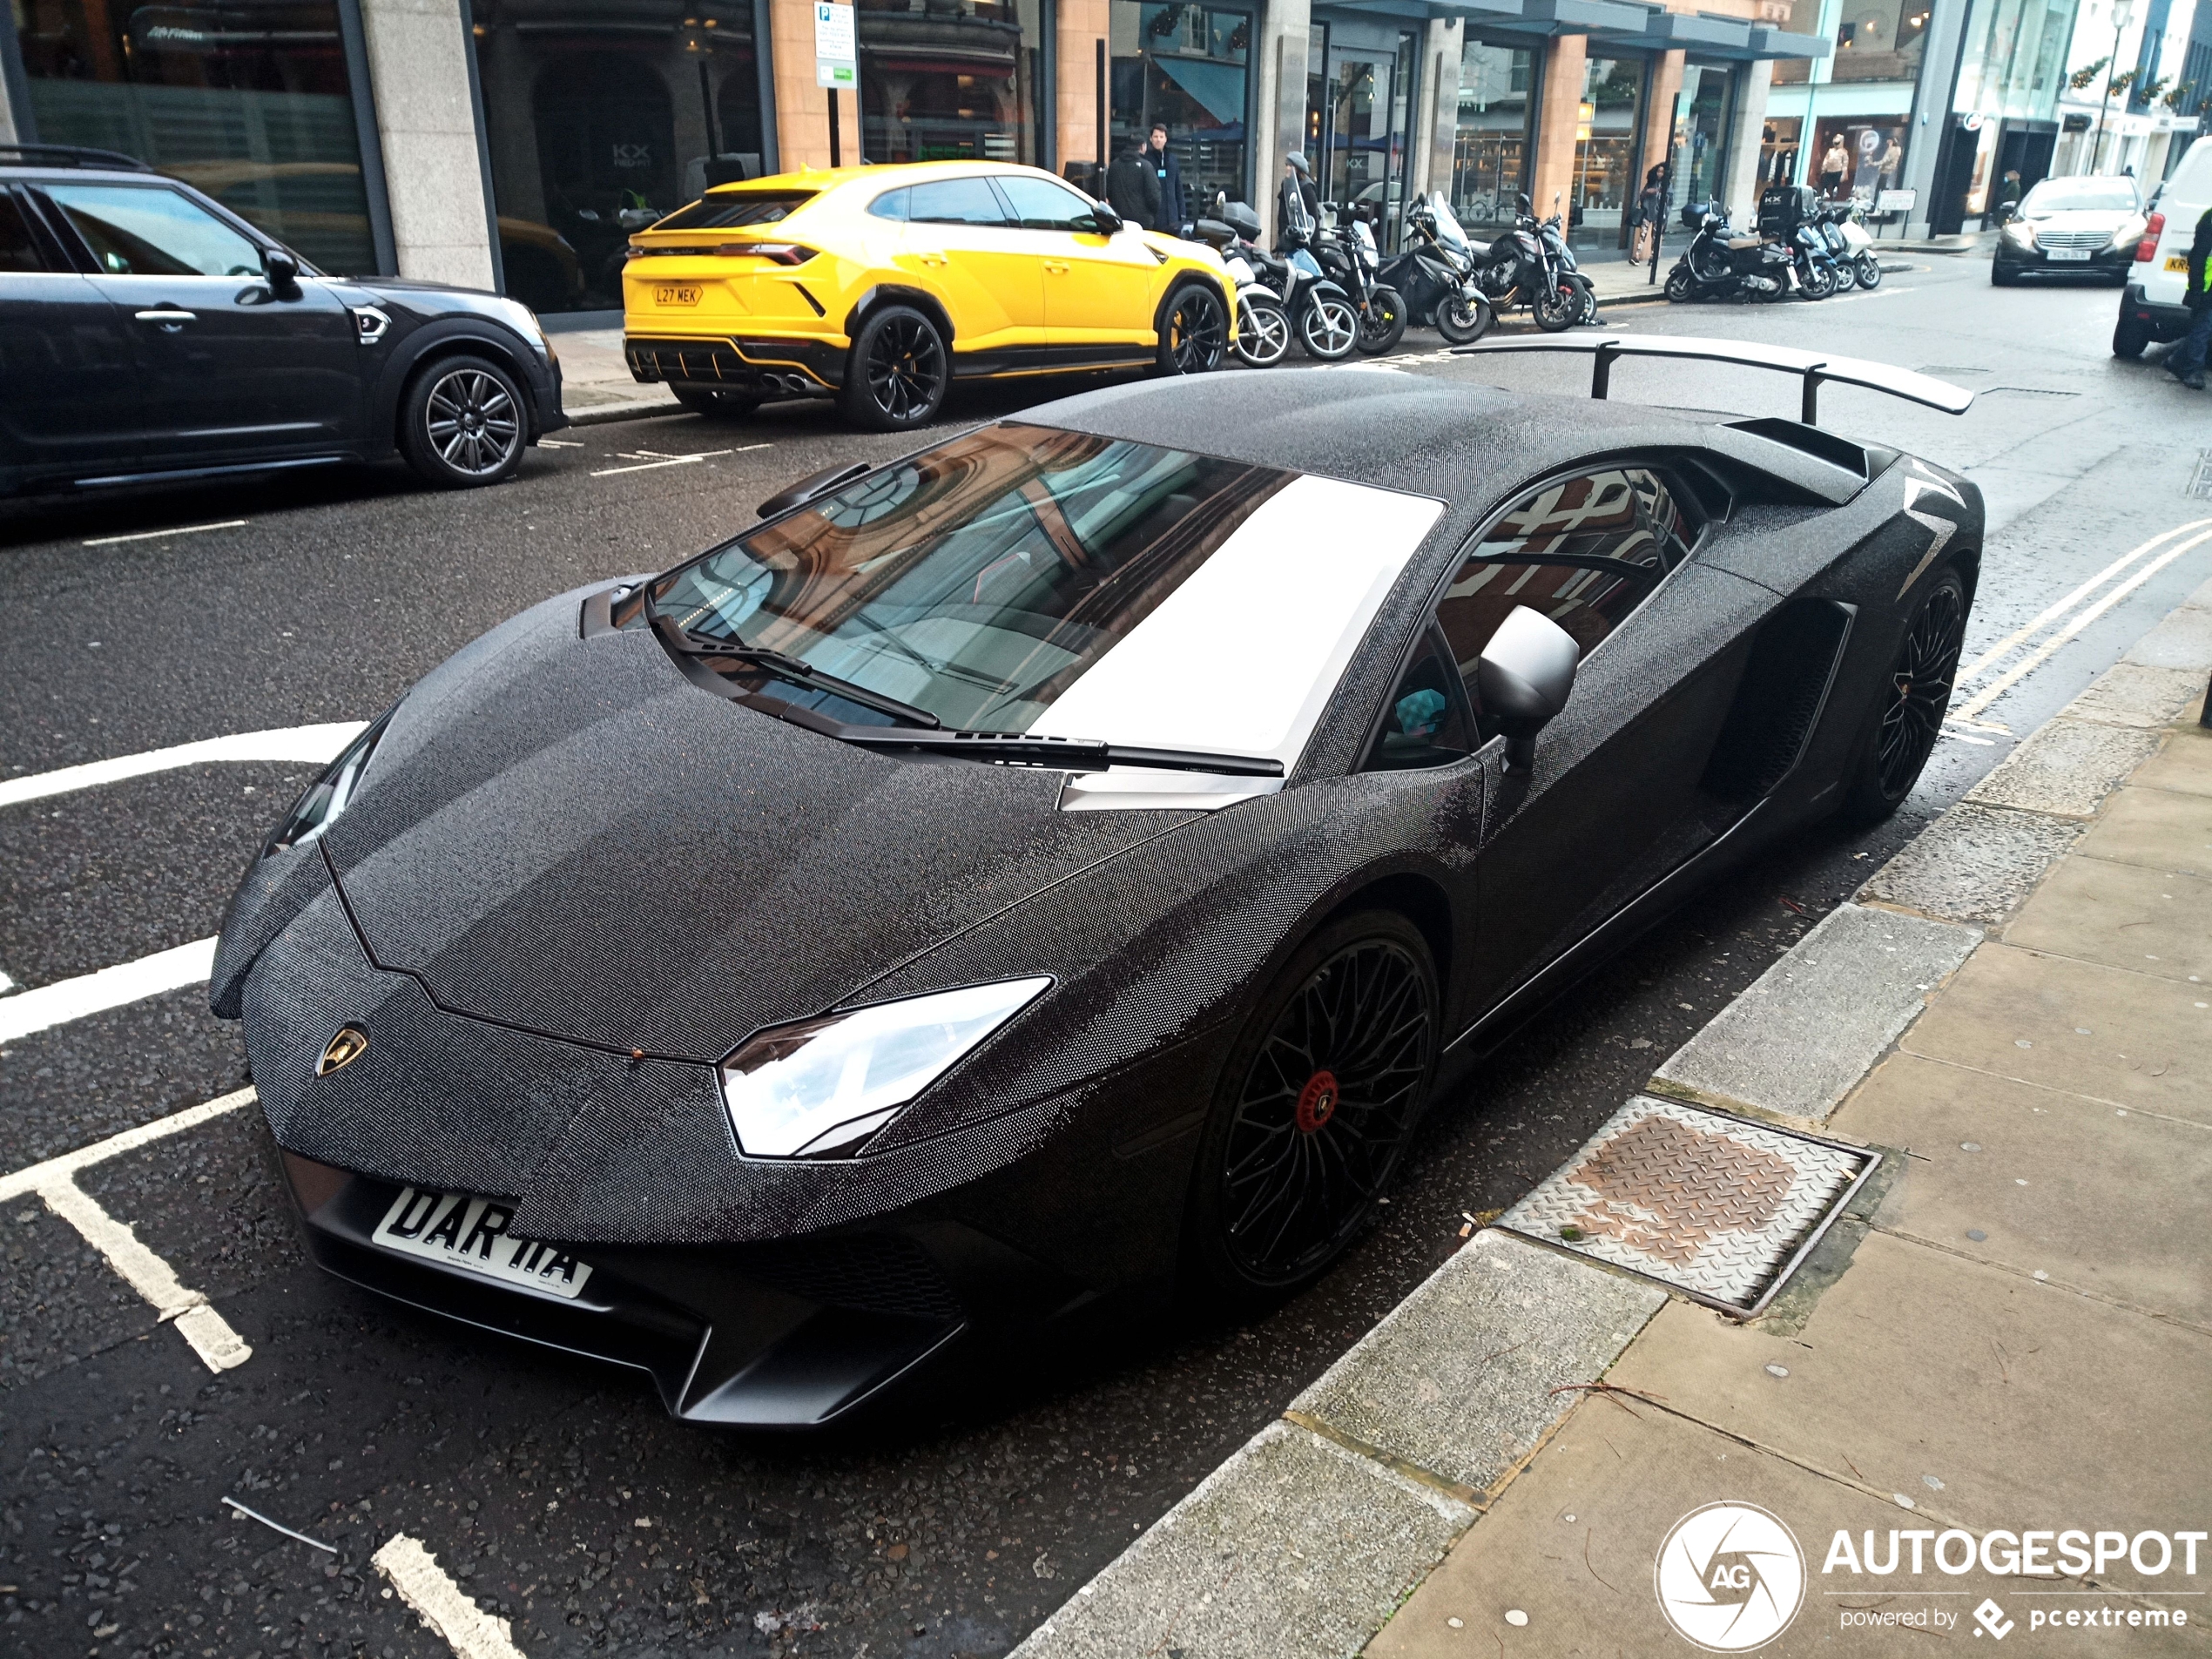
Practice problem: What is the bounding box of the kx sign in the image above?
[815,2,856,89]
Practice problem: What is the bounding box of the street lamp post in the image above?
[2093,0,2137,174]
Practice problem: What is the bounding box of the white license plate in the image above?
[372,1188,593,1299]
[2047,248,2093,262]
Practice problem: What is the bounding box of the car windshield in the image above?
[651,191,816,230]
[650,423,1443,772]
[2022,179,2137,213]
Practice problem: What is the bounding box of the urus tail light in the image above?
[2137,212,2165,260]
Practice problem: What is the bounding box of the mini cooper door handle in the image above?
[134,307,197,324]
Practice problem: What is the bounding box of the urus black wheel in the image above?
[1843,564,1969,824]
[1157,281,1229,374]
[1190,912,1438,1298]
[839,304,949,431]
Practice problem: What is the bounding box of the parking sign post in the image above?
[815,1,856,168]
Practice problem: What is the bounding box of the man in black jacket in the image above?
[1107,141,1160,231]
[2170,205,2212,391]
[1147,124,1186,233]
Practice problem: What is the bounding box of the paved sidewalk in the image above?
[1015,580,2212,1659]
[551,326,684,424]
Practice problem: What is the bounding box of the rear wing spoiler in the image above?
[1452,334,1974,426]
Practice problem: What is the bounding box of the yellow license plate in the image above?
[2166,255,2189,272]
[655,285,702,307]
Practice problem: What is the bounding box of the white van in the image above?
[2116,136,2212,356]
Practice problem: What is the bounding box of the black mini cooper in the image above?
[0,144,565,497]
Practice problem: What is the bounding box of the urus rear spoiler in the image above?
[1453,334,1974,426]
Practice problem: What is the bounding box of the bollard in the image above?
[2203,670,2212,728]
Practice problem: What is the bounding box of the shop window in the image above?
[1675,64,1734,215]
[1760,117,1804,191]
[15,0,377,274]
[1109,1,1253,221]
[1831,0,1932,83]
[473,0,759,314]
[1301,25,1417,244]
[1452,38,1534,231]
[861,0,1046,171]
[1811,118,1909,202]
[1571,55,1644,246]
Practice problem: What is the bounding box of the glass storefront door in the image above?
[14,0,379,274]
[1570,53,1644,246]
[859,0,1046,170]
[1308,25,1417,241]
[1452,36,1536,233]
[1108,1,1254,219]
[1676,62,1734,215]
[474,0,760,314]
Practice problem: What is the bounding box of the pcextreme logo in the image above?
[1655,1502,1808,1652]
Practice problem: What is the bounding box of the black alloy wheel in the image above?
[1157,281,1229,374]
[1190,912,1438,1298]
[1844,564,1968,823]
[399,355,525,488]
[1355,285,1407,354]
[1534,280,1580,331]
[1435,291,1492,344]
[840,304,949,431]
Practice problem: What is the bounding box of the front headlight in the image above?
[720,977,1052,1159]
[2004,219,2037,246]
[262,709,393,859]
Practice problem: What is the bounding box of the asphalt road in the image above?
[3,253,2209,1659]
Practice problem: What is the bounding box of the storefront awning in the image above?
[1153,56,1249,127]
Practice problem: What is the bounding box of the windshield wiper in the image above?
[678,633,941,729]
[831,728,1283,778]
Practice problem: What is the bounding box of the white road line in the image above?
[0,967,14,995]
[0,721,364,811]
[0,1087,253,1205]
[81,518,247,548]
[374,1535,527,1659]
[1957,519,2212,687]
[591,455,702,476]
[537,438,582,448]
[1951,528,2212,723]
[0,937,217,1046]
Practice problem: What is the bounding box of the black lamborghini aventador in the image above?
[214,337,1980,1427]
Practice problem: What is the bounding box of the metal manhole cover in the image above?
[1496,1096,1878,1318]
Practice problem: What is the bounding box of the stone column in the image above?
[1255,0,1312,239]
[1417,17,1462,201]
[1641,48,1683,191]
[771,0,834,171]
[1727,58,1772,223]
[1058,0,1108,183]
[356,0,496,288]
[1530,31,1587,217]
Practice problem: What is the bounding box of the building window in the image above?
[14,0,378,273]
[1109,2,1252,219]
[1812,118,1908,199]
[1452,36,1534,231]
[1760,116,1803,188]
[474,0,761,314]
[1304,24,1419,238]
[1571,54,1644,245]
[860,0,1047,172]
[1676,62,1734,213]
[1831,0,1932,83]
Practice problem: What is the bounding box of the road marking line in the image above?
[0,722,364,811]
[0,936,217,1046]
[591,455,702,476]
[537,438,582,448]
[374,1534,527,1659]
[0,1087,254,1204]
[1952,528,2212,723]
[0,967,14,995]
[36,1172,252,1372]
[1957,518,2212,688]
[81,518,247,548]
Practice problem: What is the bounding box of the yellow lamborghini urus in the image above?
[622,160,1236,431]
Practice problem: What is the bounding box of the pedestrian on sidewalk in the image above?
[1631,163,1666,263]
[1107,138,1160,231]
[2168,204,2212,390]
[1146,123,1186,235]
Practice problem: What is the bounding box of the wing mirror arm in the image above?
[264,249,302,299]
[758,461,872,519]
[1475,606,1580,774]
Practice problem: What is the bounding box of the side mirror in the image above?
[758,460,871,518]
[1476,606,1579,773]
[1087,203,1123,234]
[265,249,301,297]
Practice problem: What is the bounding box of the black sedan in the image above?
[0,144,563,496]
[1993,174,2147,285]
[213,342,1980,1427]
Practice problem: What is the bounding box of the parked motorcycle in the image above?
[1212,199,1361,361]
[1379,192,1495,344]
[1193,205,1293,368]
[1468,193,1586,332]
[1817,198,1882,289]
[1664,209,1802,303]
[1317,209,1407,354]
[1534,206,1600,325]
[1763,183,1838,300]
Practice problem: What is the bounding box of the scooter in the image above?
[1664,210,1801,303]
[1215,199,1362,361]
[1817,199,1882,289]
[1192,204,1293,368]
[1378,192,1494,343]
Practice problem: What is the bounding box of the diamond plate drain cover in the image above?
[1497,1096,1878,1318]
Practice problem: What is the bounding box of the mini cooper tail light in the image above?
[719,977,1051,1159]
[2137,212,2165,260]
[719,241,816,265]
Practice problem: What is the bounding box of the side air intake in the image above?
[1701,600,1855,802]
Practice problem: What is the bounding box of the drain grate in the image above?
[1497,1096,1877,1318]
[2189,451,2212,500]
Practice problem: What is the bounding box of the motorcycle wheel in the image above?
[1664,266,1696,302]
[1298,295,1360,361]
[1572,278,1599,326]
[1356,286,1408,354]
[1799,262,1838,300]
[1435,292,1493,345]
[1235,297,1293,368]
[1855,253,1883,290]
[1534,282,1580,332]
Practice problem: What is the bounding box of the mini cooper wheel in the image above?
[1157,280,1229,374]
[400,355,525,488]
[671,385,763,420]
[1843,564,1969,824]
[1298,294,1359,361]
[840,304,949,431]
[1188,911,1438,1301]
